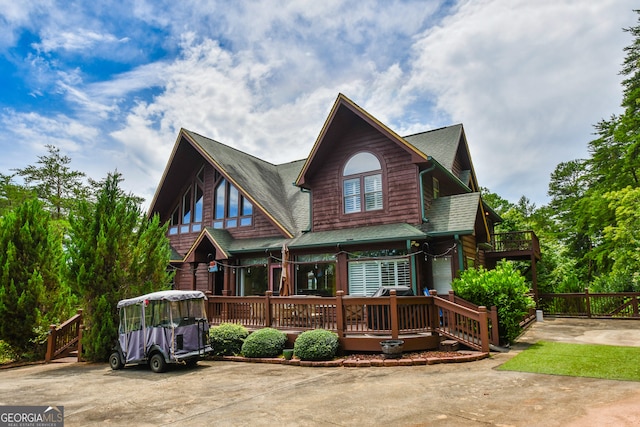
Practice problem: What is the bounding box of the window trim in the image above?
[341,151,384,215]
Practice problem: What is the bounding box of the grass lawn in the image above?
[499,341,640,382]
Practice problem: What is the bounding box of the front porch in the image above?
[206,290,495,352]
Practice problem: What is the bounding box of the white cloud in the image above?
[404,0,636,203]
[0,0,636,208]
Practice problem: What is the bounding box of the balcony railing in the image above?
[488,230,540,258]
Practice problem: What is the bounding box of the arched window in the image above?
[343,152,383,214]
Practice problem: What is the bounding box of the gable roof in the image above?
[148,129,310,238]
[296,93,428,188]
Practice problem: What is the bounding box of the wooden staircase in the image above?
[45,309,83,363]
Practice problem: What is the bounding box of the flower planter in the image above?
[282,349,294,360]
[380,339,404,359]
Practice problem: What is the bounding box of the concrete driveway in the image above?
[1,318,640,426]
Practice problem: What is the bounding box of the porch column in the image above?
[530,254,539,302]
[191,262,198,291]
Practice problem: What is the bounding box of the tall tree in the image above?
[0,199,66,355]
[13,145,89,219]
[67,172,172,361]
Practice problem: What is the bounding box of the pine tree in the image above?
[67,172,172,361]
[13,145,89,219]
[0,199,65,355]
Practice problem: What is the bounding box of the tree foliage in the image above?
[67,172,172,361]
[0,173,36,217]
[13,145,90,219]
[0,199,71,355]
[452,262,534,344]
[541,10,640,290]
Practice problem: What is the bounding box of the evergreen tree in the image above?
[67,172,172,361]
[13,145,90,219]
[0,173,36,217]
[0,199,66,355]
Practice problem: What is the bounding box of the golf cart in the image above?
[109,290,213,373]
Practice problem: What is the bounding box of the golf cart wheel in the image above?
[109,352,123,370]
[185,359,198,368]
[149,353,167,373]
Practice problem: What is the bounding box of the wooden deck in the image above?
[207,290,492,352]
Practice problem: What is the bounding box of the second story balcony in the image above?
[486,230,540,261]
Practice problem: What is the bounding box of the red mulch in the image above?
[341,351,462,361]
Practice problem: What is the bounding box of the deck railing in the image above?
[437,291,500,346]
[45,309,83,362]
[538,289,640,318]
[207,290,491,352]
[489,230,540,256]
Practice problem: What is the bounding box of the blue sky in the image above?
[0,0,636,208]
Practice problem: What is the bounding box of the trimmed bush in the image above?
[209,323,249,356]
[241,328,287,358]
[293,329,339,361]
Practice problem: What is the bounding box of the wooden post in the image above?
[191,262,198,291]
[490,306,499,346]
[265,291,273,327]
[448,290,455,302]
[429,290,440,335]
[76,309,83,362]
[530,254,539,302]
[584,288,591,318]
[389,289,399,340]
[335,291,345,339]
[45,324,57,363]
[478,306,490,353]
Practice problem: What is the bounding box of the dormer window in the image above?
[343,152,383,214]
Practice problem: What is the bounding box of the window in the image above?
[295,254,336,296]
[213,179,253,229]
[169,166,205,235]
[343,152,383,214]
[348,259,410,296]
[236,258,268,296]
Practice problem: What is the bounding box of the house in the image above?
[148,93,539,300]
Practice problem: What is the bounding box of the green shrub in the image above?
[452,261,535,344]
[209,323,249,356]
[0,340,16,364]
[241,328,287,358]
[293,329,339,361]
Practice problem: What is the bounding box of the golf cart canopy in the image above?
[117,290,207,309]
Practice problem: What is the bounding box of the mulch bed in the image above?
[217,350,489,367]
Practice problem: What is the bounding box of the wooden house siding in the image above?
[462,235,478,269]
[311,121,421,232]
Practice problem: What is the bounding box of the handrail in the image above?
[437,290,499,347]
[433,297,490,352]
[207,290,491,352]
[45,309,83,362]
[489,230,540,255]
[538,289,640,318]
